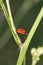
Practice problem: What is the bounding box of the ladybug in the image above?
[16,28,26,35]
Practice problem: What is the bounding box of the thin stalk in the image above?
[0,0,43,65]
[16,7,43,65]
[0,0,22,47]
[23,56,26,65]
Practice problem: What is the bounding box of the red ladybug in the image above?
[16,28,26,35]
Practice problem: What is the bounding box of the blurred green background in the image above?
[0,0,43,65]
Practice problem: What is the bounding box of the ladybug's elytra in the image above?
[16,28,26,35]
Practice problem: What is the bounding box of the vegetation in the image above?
[0,0,43,65]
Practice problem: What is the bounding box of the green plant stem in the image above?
[0,0,22,47]
[16,7,43,65]
[23,56,26,65]
[0,0,43,65]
